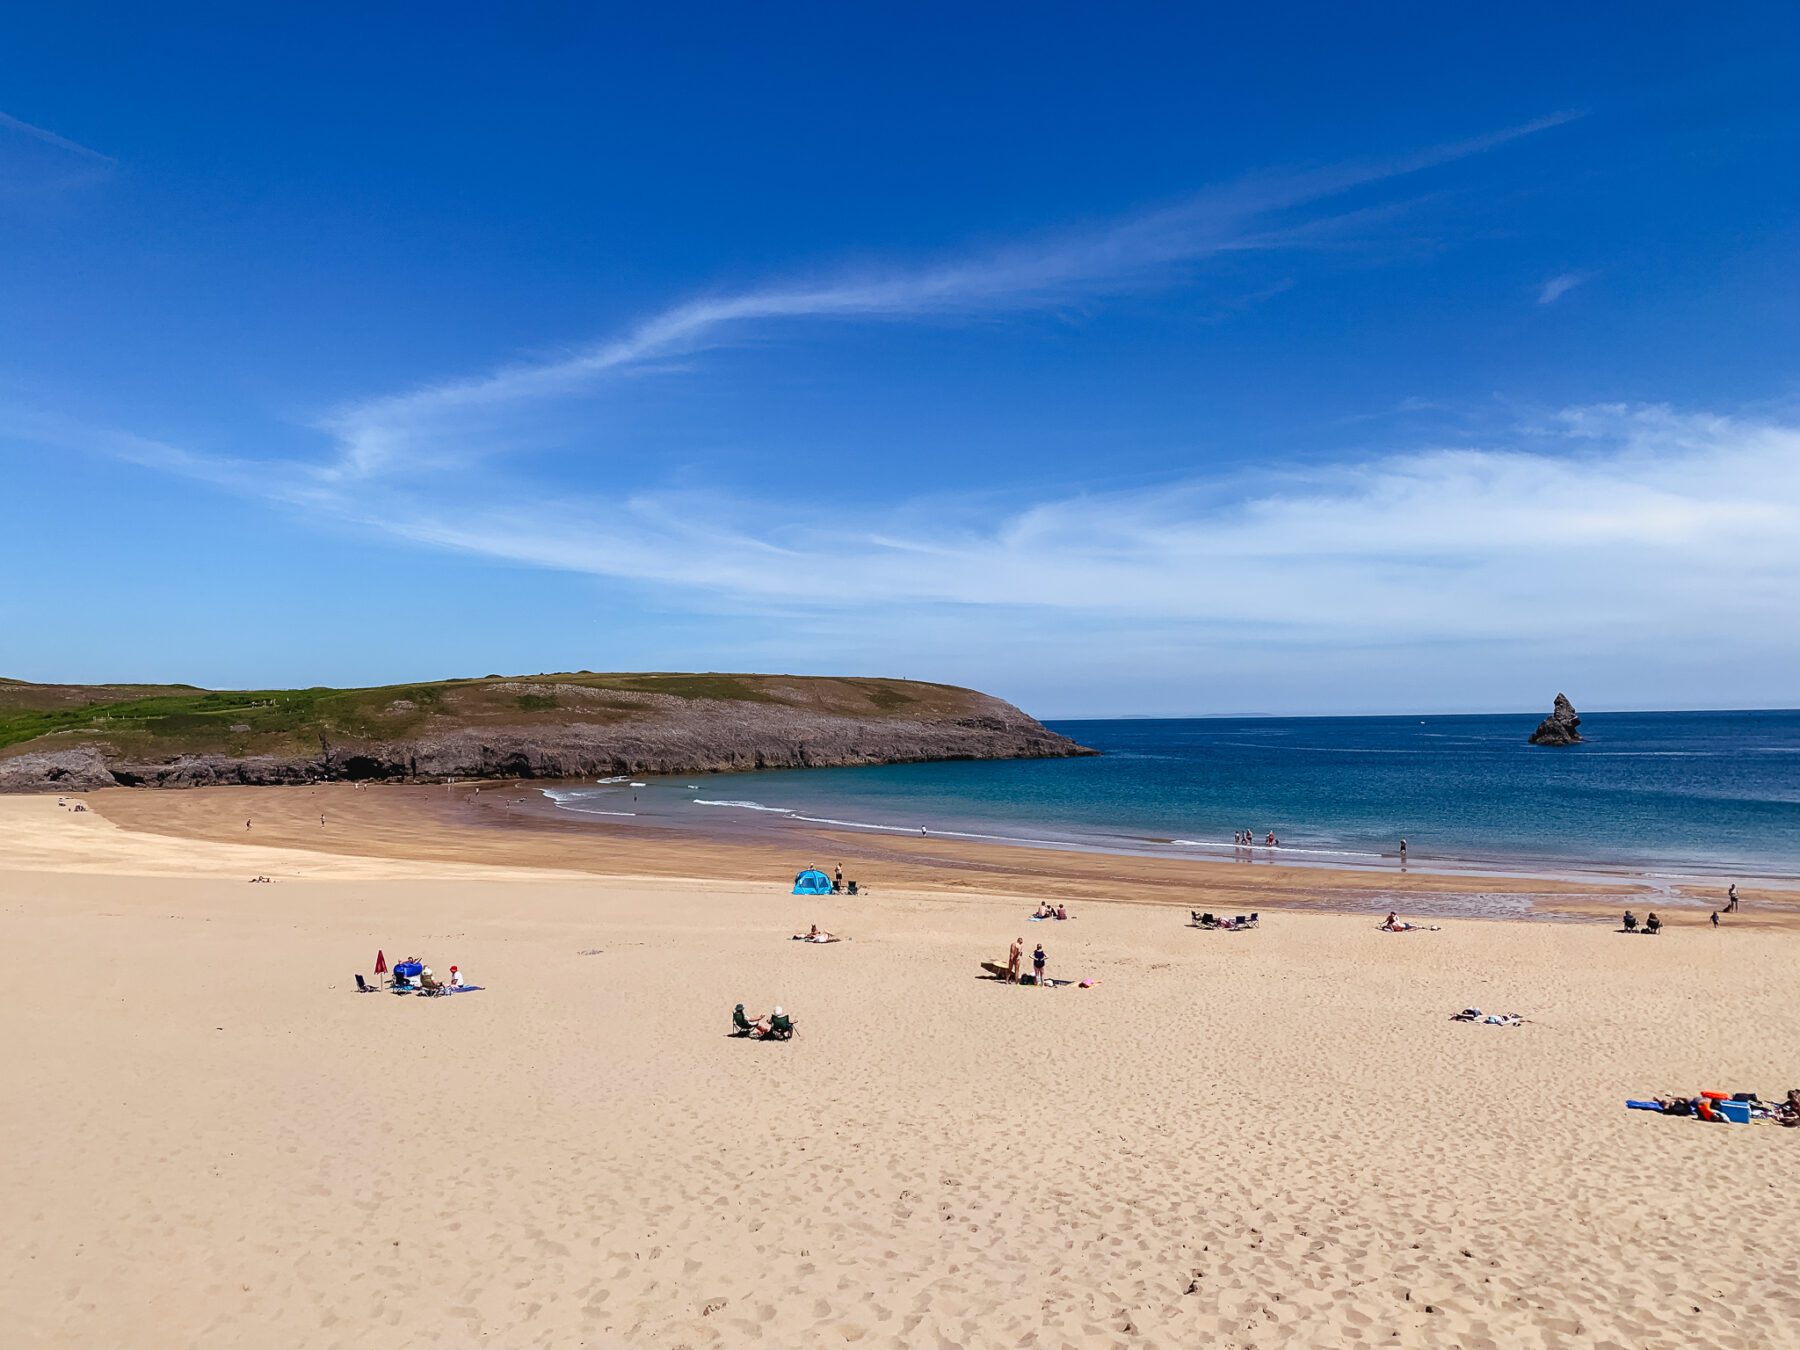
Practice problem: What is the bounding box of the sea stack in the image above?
[1528,692,1583,745]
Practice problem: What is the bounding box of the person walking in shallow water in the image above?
[1399,838,1408,866]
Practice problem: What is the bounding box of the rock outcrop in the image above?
[0,674,1094,791]
[1528,693,1583,746]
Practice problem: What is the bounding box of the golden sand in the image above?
[2,788,1795,1348]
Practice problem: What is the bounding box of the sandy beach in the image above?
[4,788,1797,1349]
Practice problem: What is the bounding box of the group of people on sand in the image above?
[1006,936,1049,985]
[392,960,466,994]
[731,1003,796,1040]
[1621,910,1663,935]
[1031,902,1071,921]
[1645,1089,1800,1126]
[1193,911,1258,930]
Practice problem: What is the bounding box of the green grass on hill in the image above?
[0,672,971,758]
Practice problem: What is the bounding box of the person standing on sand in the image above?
[1008,937,1023,984]
[1032,943,1046,986]
[1727,883,1739,912]
[834,865,844,892]
[1712,910,1721,928]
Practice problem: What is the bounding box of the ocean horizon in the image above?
[544,707,1800,883]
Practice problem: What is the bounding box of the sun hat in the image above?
[773,1006,784,1016]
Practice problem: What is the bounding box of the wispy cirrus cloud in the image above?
[318,112,1582,478]
[1537,270,1590,304]
[0,107,117,200]
[0,108,115,163]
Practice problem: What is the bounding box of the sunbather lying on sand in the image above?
[791,925,842,942]
[1451,1008,1525,1025]
[1380,912,1440,932]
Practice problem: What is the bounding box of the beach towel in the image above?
[1626,1100,1664,1111]
[445,985,485,993]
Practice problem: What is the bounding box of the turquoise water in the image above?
[547,710,1800,879]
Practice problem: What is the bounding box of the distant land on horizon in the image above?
[0,672,1089,792]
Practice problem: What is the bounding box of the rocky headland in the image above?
[0,673,1092,791]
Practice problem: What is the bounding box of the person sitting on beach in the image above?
[418,967,445,994]
[1032,902,1054,919]
[1644,913,1662,935]
[731,1003,760,1036]
[1622,910,1638,933]
[751,1006,795,1039]
[1054,904,1069,921]
[448,965,464,987]
[1776,1089,1800,1127]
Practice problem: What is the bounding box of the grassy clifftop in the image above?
[0,672,1088,788]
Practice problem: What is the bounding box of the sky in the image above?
[3,5,1799,718]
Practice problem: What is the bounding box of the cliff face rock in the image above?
[0,673,1093,791]
[1528,693,1583,746]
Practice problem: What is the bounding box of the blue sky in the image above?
[4,6,1798,717]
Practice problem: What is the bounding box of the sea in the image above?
[543,710,1800,883]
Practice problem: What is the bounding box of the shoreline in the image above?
[6,783,1799,1346]
[76,781,1797,925]
[547,776,1800,891]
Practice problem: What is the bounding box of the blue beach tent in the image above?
[793,868,833,895]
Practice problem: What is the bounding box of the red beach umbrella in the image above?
[374,949,387,975]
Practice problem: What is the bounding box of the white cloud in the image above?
[321,404,1800,652]
[1537,271,1588,304]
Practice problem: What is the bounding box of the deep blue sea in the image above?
[546,710,1800,880]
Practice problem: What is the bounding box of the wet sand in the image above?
[89,782,1781,925]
